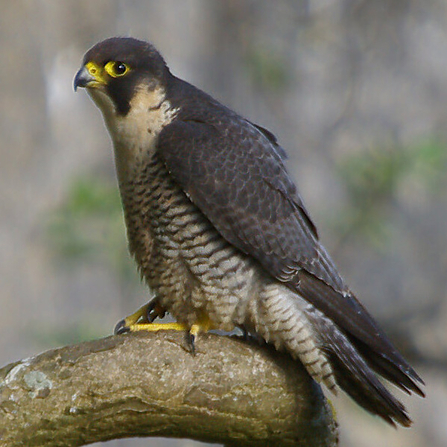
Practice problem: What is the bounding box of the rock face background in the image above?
[0,1,445,446]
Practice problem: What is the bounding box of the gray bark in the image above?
[0,331,338,446]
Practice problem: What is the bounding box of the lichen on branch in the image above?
[0,331,338,447]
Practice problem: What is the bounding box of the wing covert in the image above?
[157,116,340,287]
[157,113,422,393]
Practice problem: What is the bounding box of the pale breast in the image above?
[95,84,257,329]
[119,151,256,330]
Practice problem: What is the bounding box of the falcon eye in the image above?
[104,61,130,78]
[115,63,127,74]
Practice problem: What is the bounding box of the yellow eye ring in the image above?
[104,61,130,78]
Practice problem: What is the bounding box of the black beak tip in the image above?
[73,71,82,92]
[73,67,89,92]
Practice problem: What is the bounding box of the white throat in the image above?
[88,86,178,185]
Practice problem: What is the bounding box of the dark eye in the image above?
[115,62,126,74]
[104,61,130,78]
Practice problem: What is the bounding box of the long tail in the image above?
[297,271,424,426]
[247,280,424,426]
[305,303,419,426]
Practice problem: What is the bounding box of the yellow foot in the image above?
[120,322,206,337]
[188,318,214,355]
[114,300,166,335]
[115,308,214,356]
[127,322,188,332]
[121,321,207,355]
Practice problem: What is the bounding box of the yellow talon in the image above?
[114,300,167,335]
[114,303,215,355]
[190,324,201,337]
[115,306,216,356]
[190,316,213,337]
[187,315,215,354]
[123,302,152,326]
[127,322,188,332]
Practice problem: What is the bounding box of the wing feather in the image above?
[157,111,423,396]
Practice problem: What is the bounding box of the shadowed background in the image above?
[1,1,446,446]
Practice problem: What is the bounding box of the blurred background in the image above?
[1,1,446,446]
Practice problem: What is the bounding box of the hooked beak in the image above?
[74,66,93,91]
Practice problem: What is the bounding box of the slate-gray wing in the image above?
[157,114,424,410]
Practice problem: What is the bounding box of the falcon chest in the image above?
[107,89,252,328]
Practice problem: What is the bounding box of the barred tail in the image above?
[246,279,424,426]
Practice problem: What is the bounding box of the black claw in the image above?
[114,319,130,335]
[187,333,196,356]
[146,299,167,322]
[146,300,157,322]
[241,325,250,340]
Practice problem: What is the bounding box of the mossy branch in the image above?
[0,331,338,446]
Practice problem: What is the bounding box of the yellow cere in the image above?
[86,61,102,76]
[85,61,107,85]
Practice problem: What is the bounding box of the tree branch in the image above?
[0,331,338,446]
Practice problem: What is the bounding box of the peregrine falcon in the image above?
[74,37,424,426]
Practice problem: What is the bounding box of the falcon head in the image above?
[74,37,170,117]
